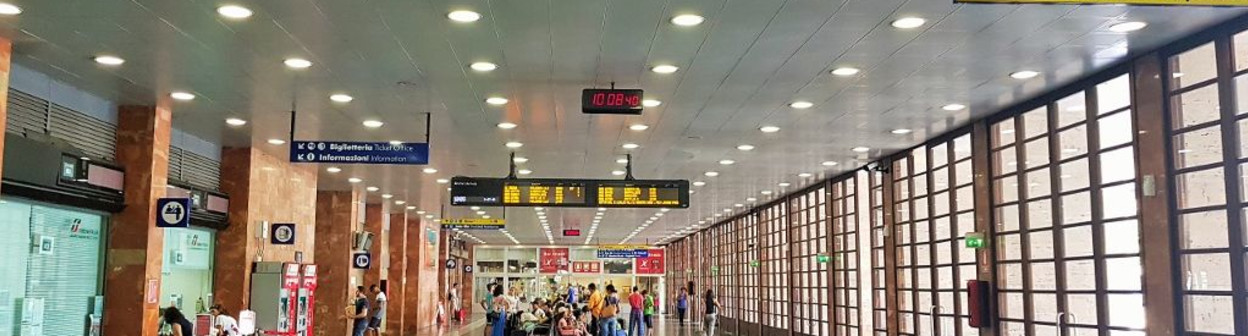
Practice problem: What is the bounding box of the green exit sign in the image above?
[965,232,986,249]
[711,266,720,275]
[816,254,831,263]
[750,260,761,267]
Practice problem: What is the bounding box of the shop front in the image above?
[471,246,666,310]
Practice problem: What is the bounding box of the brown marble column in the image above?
[102,104,173,336]
[363,203,385,291]
[215,147,319,314]
[413,220,440,331]
[0,37,11,191]
[402,217,423,334]
[314,190,361,336]
[385,211,407,334]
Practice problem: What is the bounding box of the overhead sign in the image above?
[451,177,690,208]
[463,264,474,273]
[953,0,1248,5]
[271,223,297,245]
[572,261,602,274]
[563,229,582,237]
[539,248,571,273]
[582,89,644,115]
[635,249,665,274]
[289,141,429,165]
[446,259,458,270]
[156,198,192,228]
[596,245,651,259]
[352,252,372,269]
[441,218,505,230]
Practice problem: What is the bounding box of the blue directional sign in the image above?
[156,198,192,228]
[596,249,650,259]
[289,141,429,165]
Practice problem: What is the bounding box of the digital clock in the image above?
[582,89,644,115]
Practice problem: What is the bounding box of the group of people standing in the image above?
[478,281,721,336]
[159,304,240,336]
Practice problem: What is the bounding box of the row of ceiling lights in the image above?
[618,208,671,244]
[654,16,1151,245]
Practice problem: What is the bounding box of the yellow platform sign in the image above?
[956,0,1248,6]
[442,218,505,225]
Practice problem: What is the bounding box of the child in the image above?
[614,318,628,336]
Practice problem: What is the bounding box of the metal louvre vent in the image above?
[170,146,222,191]
[5,89,118,161]
[6,89,49,136]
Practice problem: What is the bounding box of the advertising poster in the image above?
[635,249,666,274]
[571,261,601,274]
[538,248,570,273]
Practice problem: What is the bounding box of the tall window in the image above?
[791,186,829,335]
[833,176,862,336]
[716,220,736,320]
[991,74,1143,336]
[1166,33,1248,336]
[762,204,790,329]
[870,171,889,336]
[740,214,760,324]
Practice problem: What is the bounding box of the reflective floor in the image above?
[420,315,716,336]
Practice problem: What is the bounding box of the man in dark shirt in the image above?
[343,286,370,336]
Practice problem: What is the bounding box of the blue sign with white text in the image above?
[289,141,429,165]
[596,249,650,259]
[156,198,192,228]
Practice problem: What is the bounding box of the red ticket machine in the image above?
[270,263,301,335]
[297,264,318,336]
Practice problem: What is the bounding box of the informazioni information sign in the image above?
[955,0,1248,6]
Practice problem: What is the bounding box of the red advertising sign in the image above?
[571,261,602,274]
[635,249,665,274]
[539,248,570,273]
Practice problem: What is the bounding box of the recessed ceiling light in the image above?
[622,143,640,149]
[406,205,417,210]
[518,169,532,175]
[629,124,650,131]
[891,17,927,29]
[1010,70,1040,80]
[798,172,812,178]
[737,144,755,151]
[760,126,781,133]
[852,146,870,153]
[0,3,21,15]
[778,182,791,187]
[217,5,253,19]
[746,197,757,202]
[366,186,380,192]
[437,178,450,184]
[225,118,248,126]
[362,120,385,128]
[761,190,773,195]
[423,168,438,174]
[348,177,363,183]
[283,58,313,69]
[612,170,626,176]
[692,181,706,187]
[381,194,393,199]
[642,99,662,107]
[426,214,434,219]
[789,101,814,109]
[822,161,839,166]
[506,141,524,148]
[389,140,402,146]
[942,104,966,111]
[1109,21,1148,33]
[651,65,679,74]
[704,171,720,177]
[671,14,705,26]
[447,10,482,22]
[497,122,518,129]
[170,92,196,101]
[485,97,509,105]
[476,211,486,215]
[94,55,125,66]
[831,67,860,76]
[616,158,629,164]
[326,167,342,173]
[513,157,529,163]
[267,139,287,145]
[330,94,354,103]
[892,129,913,135]
[470,62,498,72]
[395,200,407,205]
[718,159,735,165]
[734,204,744,208]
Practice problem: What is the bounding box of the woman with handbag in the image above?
[490,285,511,336]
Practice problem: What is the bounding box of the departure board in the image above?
[502,180,587,206]
[451,177,689,208]
[596,181,685,207]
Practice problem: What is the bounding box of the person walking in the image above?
[367,285,387,336]
[676,287,689,325]
[703,289,719,336]
[343,286,370,336]
[449,283,462,324]
[626,287,645,336]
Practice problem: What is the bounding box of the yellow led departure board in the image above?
[502,181,587,206]
[597,183,682,206]
[451,177,689,208]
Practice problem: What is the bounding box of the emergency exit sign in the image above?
[965,232,986,249]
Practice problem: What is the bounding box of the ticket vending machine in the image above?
[250,262,301,336]
[297,264,318,336]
